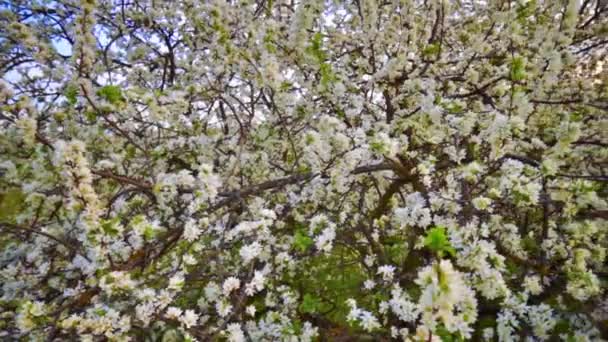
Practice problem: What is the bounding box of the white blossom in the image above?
[165,307,182,320]
[222,277,241,296]
[377,265,396,282]
[240,242,262,264]
[180,309,199,328]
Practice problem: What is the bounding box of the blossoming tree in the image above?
[1,0,607,340]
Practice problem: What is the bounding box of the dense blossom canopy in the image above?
[1,0,607,340]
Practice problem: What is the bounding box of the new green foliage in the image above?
[97,85,124,104]
[424,226,456,258]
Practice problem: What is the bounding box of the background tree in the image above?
[0,0,607,340]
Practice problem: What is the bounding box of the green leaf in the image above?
[319,63,335,88]
[126,145,137,158]
[283,319,302,336]
[516,0,537,23]
[85,111,97,121]
[299,293,321,313]
[510,57,526,81]
[279,81,292,91]
[0,189,25,223]
[424,226,455,257]
[553,319,571,335]
[569,112,583,122]
[335,107,345,118]
[443,102,464,114]
[422,43,441,57]
[307,32,327,63]
[369,141,385,154]
[435,324,464,342]
[94,308,107,317]
[161,329,183,342]
[295,105,308,119]
[264,31,276,53]
[293,230,313,252]
[266,0,273,16]
[143,225,158,240]
[64,85,78,105]
[101,218,121,236]
[387,239,408,264]
[97,85,124,104]
[283,245,367,328]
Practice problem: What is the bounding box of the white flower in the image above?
[388,288,418,322]
[226,323,245,342]
[183,254,197,265]
[228,221,262,240]
[165,307,182,320]
[16,312,35,333]
[483,327,494,340]
[301,321,319,341]
[523,275,543,295]
[363,279,376,290]
[29,301,46,317]
[184,219,202,242]
[105,271,136,293]
[157,290,174,309]
[497,310,518,341]
[377,265,396,281]
[394,192,432,228]
[180,309,198,328]
[364,255,375,267]
[222,277,241,296]
[245,270,266,296]
[260,209,276,219]
[135,302,155,327]
[567,271,601,301]
[462,162,486,182]
[346,299,380,332]
[346,301,362,322]
[472,196,492,211]
[415,259,478,338]
[541,158,559,176]
[197,163,221,199]
[15,116,37,146]
[168,273,185,291]
[72,253,96,275]
[314,227,336,253]
[527,304,556,339]
[60,315,80,330]
[216,301,233,317]
[370,132,399,157]
[204,282,221,302]
[245,305,256,317]
[309,214,329,232]
[359,311,381,332]
[415,325,441,342]
[239,242,262,264]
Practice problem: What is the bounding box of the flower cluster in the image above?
[0,0,605,340]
